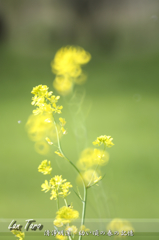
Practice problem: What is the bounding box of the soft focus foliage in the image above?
[51,46,91,95]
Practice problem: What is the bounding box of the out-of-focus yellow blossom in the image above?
[53,218,63,227]
[26,113,54,142]
[55,150,64,158]
[59,117,66,126]
[93,135,114,148]
[53,75,73,96]
[42,175,72,200]
[11,230,25,240]
[55,206,79,224]
[55,234,67,240]
[77,169,101,187]
[38,160,52,175]
[50,189,57,200]
[77,148,109,171]
[79,225,90,232]
[51,46,91,77]
[107,218,134,237]
[61,127,67,135]
[51,46,91,95]
[59,118,67,134]
[34,141,50,155]
[45,137,53,145]
[26,113,62,155]
[41,180,51,193]
[65,225,78,234]
[31,85,63,115]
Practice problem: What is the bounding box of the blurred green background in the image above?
[1,0,159,239]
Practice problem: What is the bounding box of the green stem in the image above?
[56,194,59,211]
[54,120,87,240]
[64,198,67,206]
[54,120,86,192]
[79,187,87,240]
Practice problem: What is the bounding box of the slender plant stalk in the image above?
[56,194,59,210]
[54,120,87,240]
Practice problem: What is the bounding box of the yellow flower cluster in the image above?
[77,148,109,171]
[38,160,52,175]
[107,218,134,238]
[54,206,79,226]
[93,135,114,148]
[11,230,25,240]
[26,85,65,155]
[76,148,109,187]
[55,234,67,240]
[59,117,67,135]
[51,46,91,95]
[31,85,63,115]
[26,113,60,155]
[40,173,72,200]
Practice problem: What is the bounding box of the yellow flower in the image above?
[61,127,67,135]
[93,135,114,148]
[60,182,72,198]
[55,150,64,158]
[55,234,67,240]
[51,46,91,78]
[49,175,72,200]
[79,225,90,232]
[38,160,52,175]
[76,169,102,187]
[11,230,25,240]
[31,85,62,116]
[51,46,91,95]
[41,180,51,193]
[45,137,53,145]
[55,206,79,224]
[59,117,66,126]
[31,85,49,96]
[53,218,63,227]
[50,189,57,200]
[53,75,73,96]
[65,225,78,234]
[25,113,54,142]
[107,218,134,237]
[77,148,109,171]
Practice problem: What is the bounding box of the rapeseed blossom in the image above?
[55,234,67,240]
[40,175,72,200]
[65,225,78,234]
[107,218,134,238]
[77,169,102,187]
[38,160,52,175]
[11,230,25,240]
[77,148,109,171]
[54,206,79,225]
[51,46,91,95]
[31,85,63,116]
[41,180,51,193]
[93,135,114,148]
[26,87,63,155]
